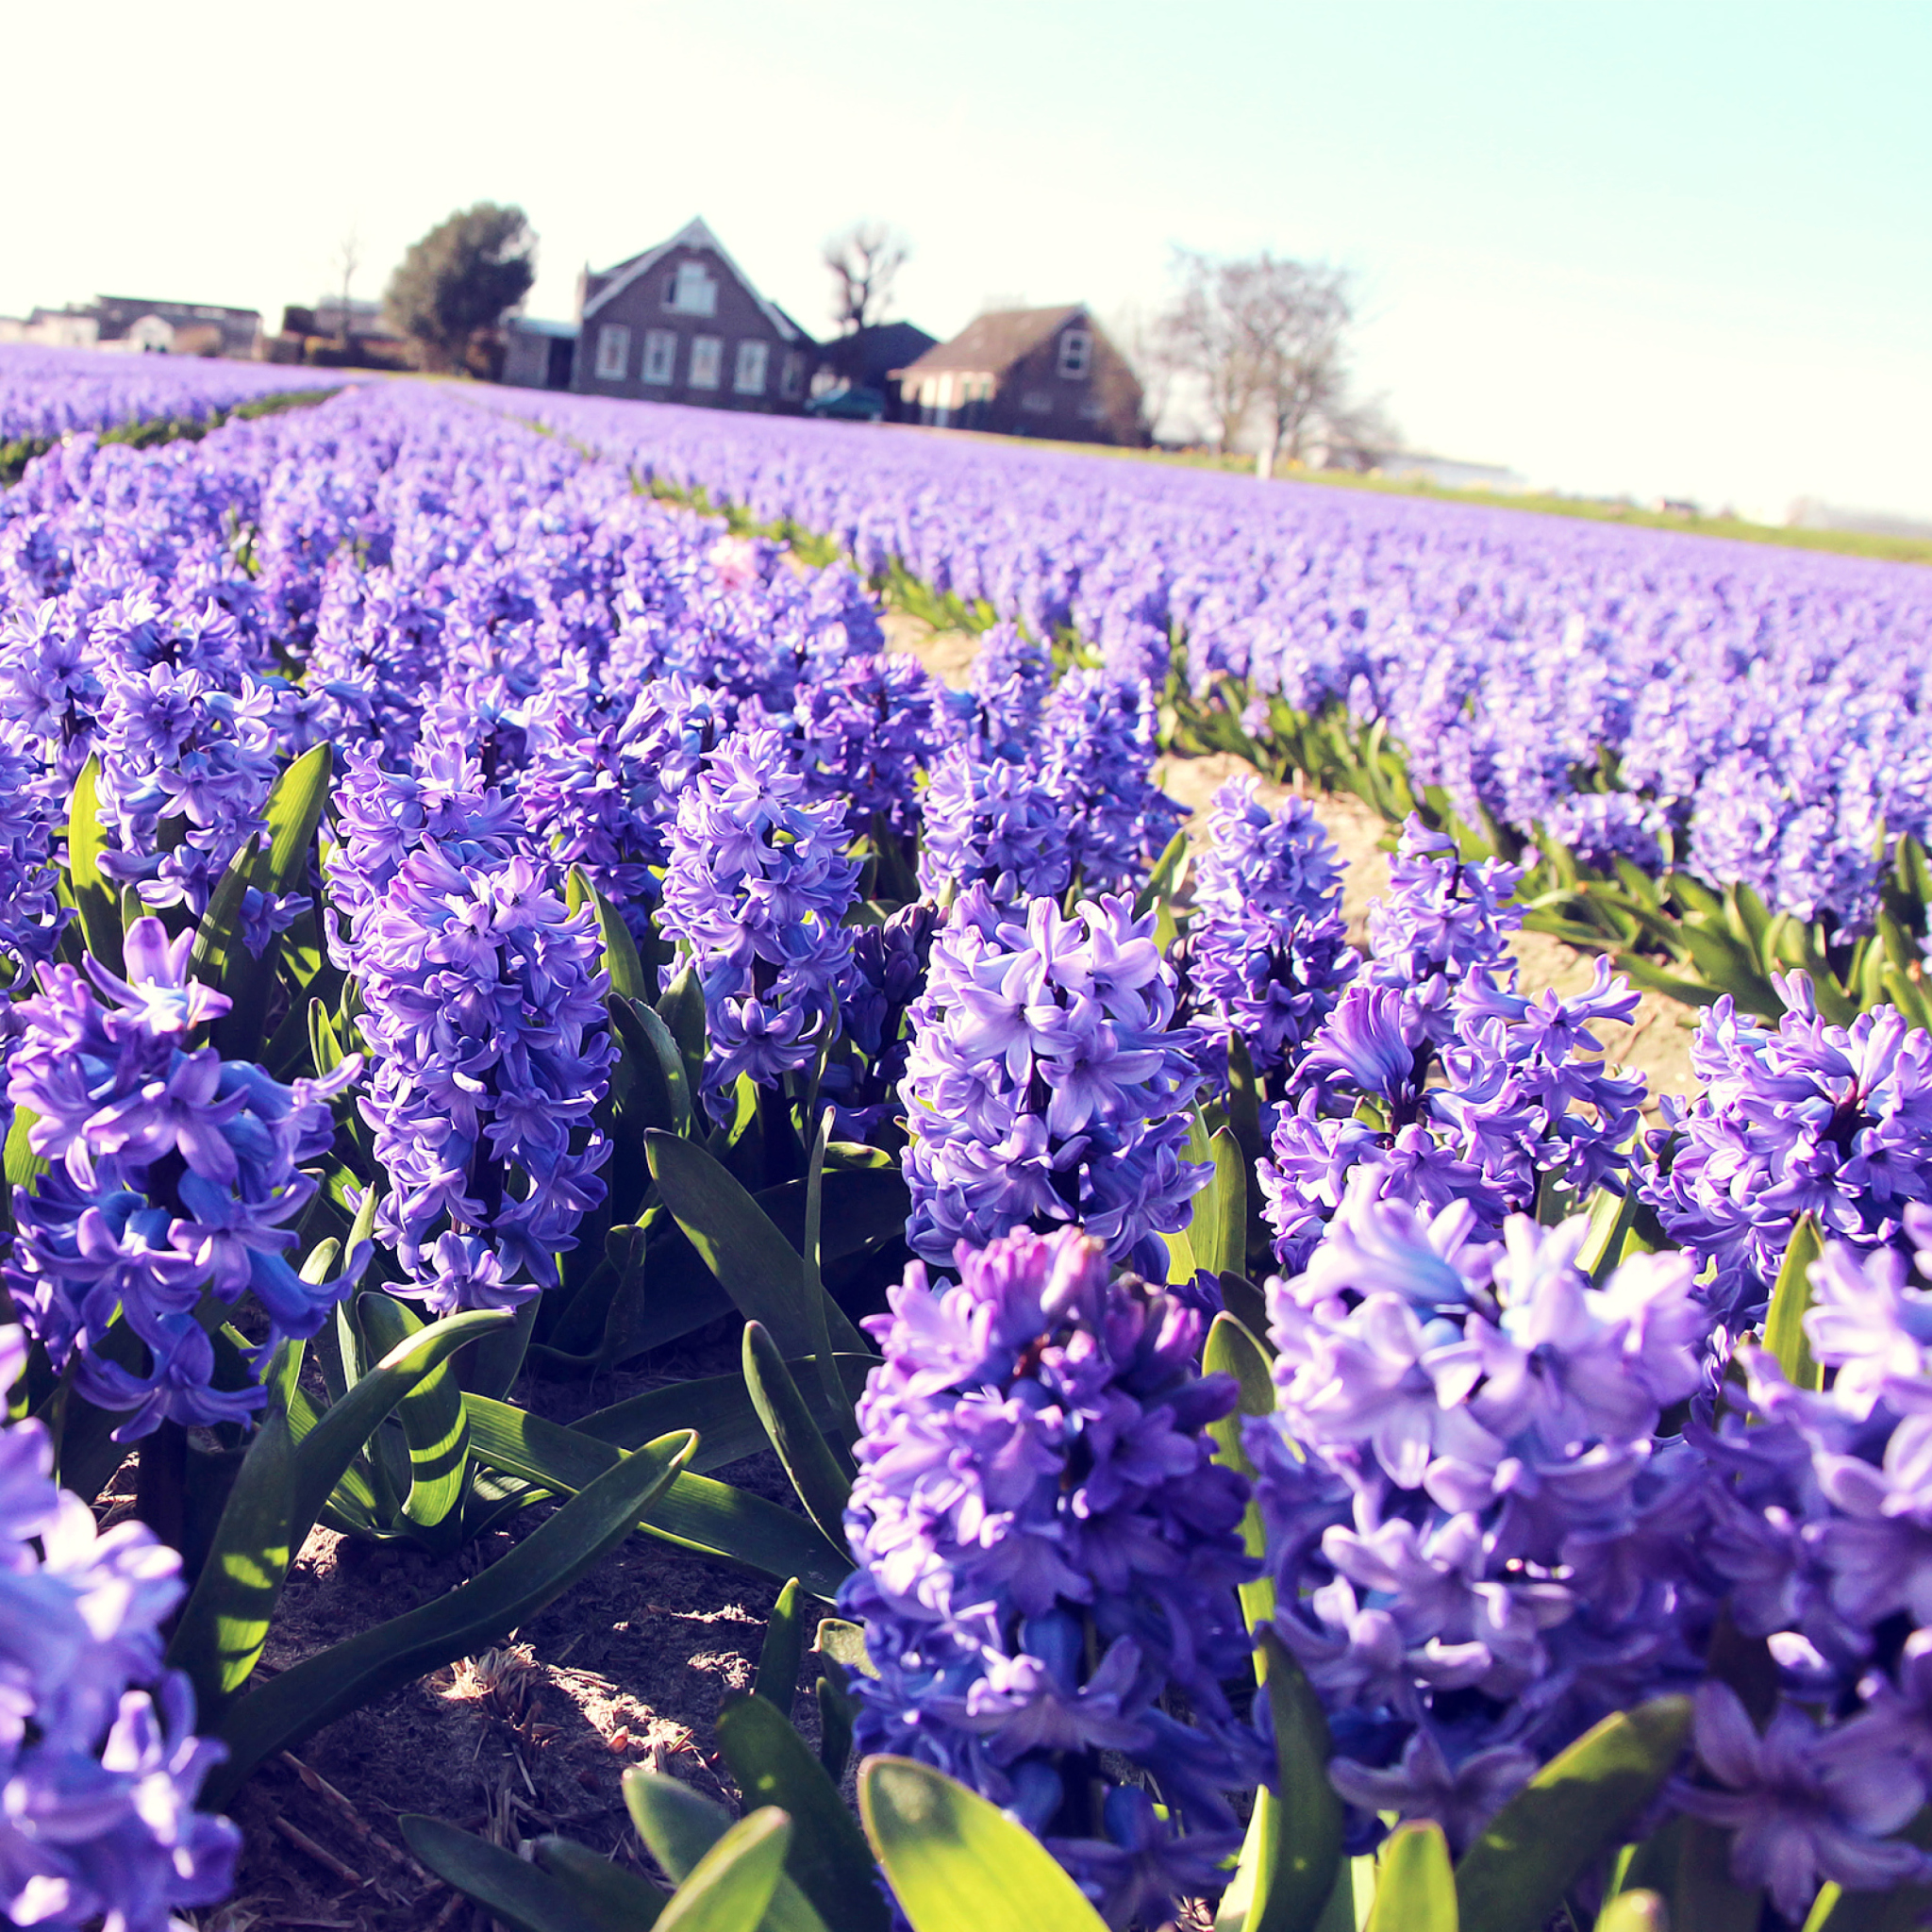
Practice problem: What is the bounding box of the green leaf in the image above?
[188,839,264,991]
[1133,826,1191,919]
[623,1787,827,1932]
[574,1357,875,1471]
[163,1407,293,1718]
[215,742,334,1058]
[1594,1894,1666,1932]
[718,1695,891,1932]
[656,1809,793,1932]
[4,1104,47,1192]
[1453,1696,1691,1932]
[1367,1822,1456,1932]
[65,758,121,974]
[742,1322,853,1549]
[1204,1313,1278,1632]
[646,1131,867,1358]
[755,1577,806,1713]
[1192,1125,1248,1282]
[286,1308,511,1550]
[1804,1805,1932,1932]
[657,962,708,1086]
[399,1814,613,1932]
[1229,1636,1345,1932]
[574,870,651,1004]
[1764,1213,1825,1392]
[612,996,694,1141]
[801,1108,856,1449]
[462,1396,853,1598]
[356,1294,473,1547]
[206,1428,696,1803]
[533,1837,668,1928]
[858,1755,1109,1932]
[1672,1818,1762,1932]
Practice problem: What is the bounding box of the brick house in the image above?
[572,217,812,412]
[893,306,1143,444]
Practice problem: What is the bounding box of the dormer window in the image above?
[1057,328,1092,379]
[664,260,718,316]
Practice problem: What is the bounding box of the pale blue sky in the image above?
[8,0,1928,519]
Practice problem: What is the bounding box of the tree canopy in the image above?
[384,204,536,375]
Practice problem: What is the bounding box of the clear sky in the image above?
[8,0,1928,522]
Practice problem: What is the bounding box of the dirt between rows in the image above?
[182,607,1696,1931]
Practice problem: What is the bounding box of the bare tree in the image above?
[332,227,360,340]
[1158,250,1378,475]
[824,222,909,334]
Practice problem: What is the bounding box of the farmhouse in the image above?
[572,216,813,413]
[0,296,262,358]
[893,305,1142,445]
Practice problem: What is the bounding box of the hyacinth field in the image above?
[5,353,1932,1932]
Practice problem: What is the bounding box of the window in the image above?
[593,323,631,380]
[689,335,723,389]
[733,340,769,394]
[641,328,677,384]
[1020,389,1054,413]
[781,351,807,399]
[1057,328,1092,379]
[663,260,719,316]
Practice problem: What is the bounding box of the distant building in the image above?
[893,306,1142,445]
[502,316,579,391]
[3,297,260,358]
[811,321,938,421]
[571,216,813,413]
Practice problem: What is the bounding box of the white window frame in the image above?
[641,328,677,385]
[593,323,631,381]
[688,335,723,389]
[733,340,769,394]
[664,260,719,317]
[1057,328,1092,379]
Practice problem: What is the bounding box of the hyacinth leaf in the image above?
[399,1814,616,1932]
[1365,1822,1456,1932]
[1133,825,1191,918]
[802,1107,857,1447]
[653,1807,794,1932]
[573,1356,874,1471]
[657,962,708,1090]
[1763,1212,1826,1392]
[458,1295,540,1403]
[206,1427,695,1802]
[188,839,263,989]
[4,1103,47,1191]
[1593,1893,1666,1932]
[568,868,651,1005]
[1203,1314,1279,1630]
[356,1292,474,1546]
[755,1577,806,1712]
[745,1321,854,1545]
[210,741,334,1058]
[533,1836,672,1927]
[1578,1183,1642,1286]
[622,1776,829,1931]
[858,1755,1110,1932]
[717,1693,891,1932]
[1222,1635,1343,1932]
[64,756,122,974]
[1453,1695,1691,1932]
[1192,1124,1249,1282]
[462,1394,854,1596]
[163,1407,292,1718]
[816,1662,857,1782]
[1671,1819,1762,1932]
[284,1308,512,1561]
[612,995,694,1140]
[645,1129,868,1359]
[1166,1223,1199,1284]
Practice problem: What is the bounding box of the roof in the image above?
[580,216,808,345]
[821,321,938,386]
[508,316,580,339]
[897,305,1085,377]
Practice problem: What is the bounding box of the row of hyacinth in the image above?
[531,385,1932,935]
